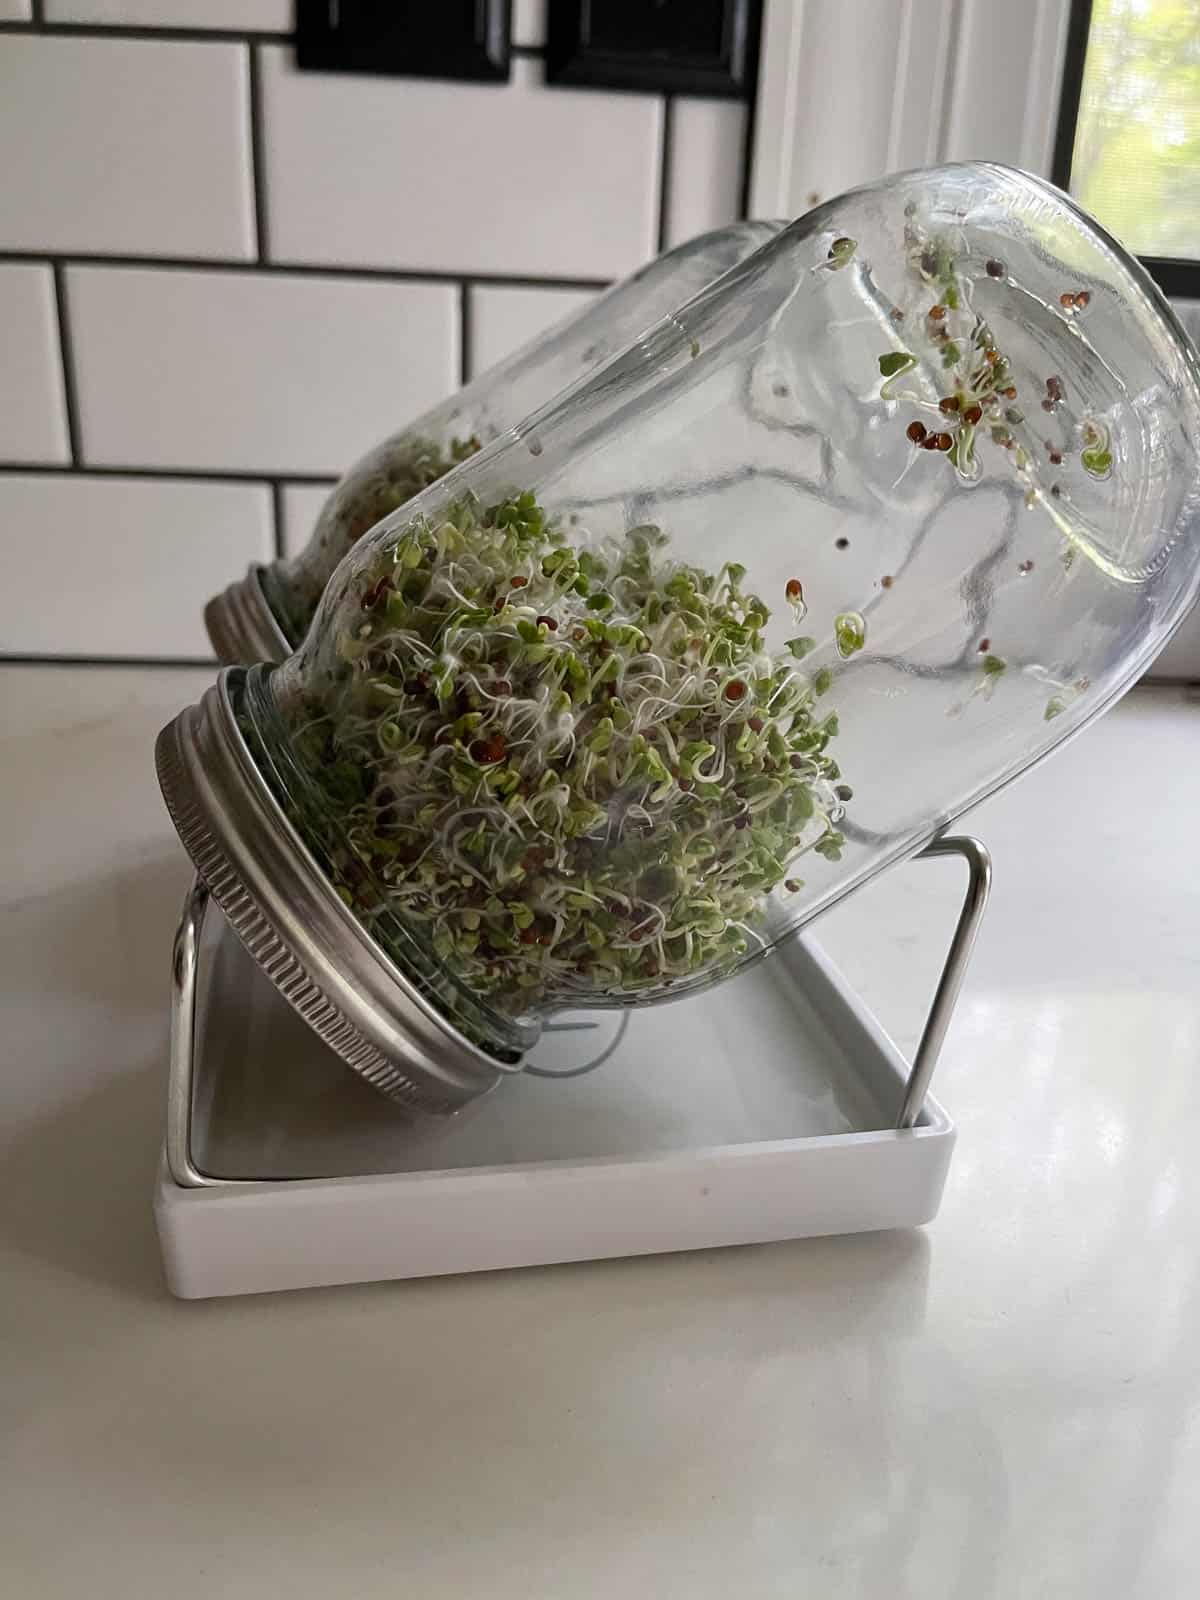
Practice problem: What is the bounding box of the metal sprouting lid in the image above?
[203,565,291,668]
[155,670,512,1113]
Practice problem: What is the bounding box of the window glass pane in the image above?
[1070,0,1200,259]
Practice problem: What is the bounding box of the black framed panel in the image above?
[546,0,762,98]
[296,0,512,83]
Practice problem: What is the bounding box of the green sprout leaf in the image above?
[834,611,866,659]
[1081,447,1113,479]
[878,351,915,379]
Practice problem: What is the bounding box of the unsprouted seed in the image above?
[278,492,848,1018]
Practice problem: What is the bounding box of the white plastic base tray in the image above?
[154,897,955,1300]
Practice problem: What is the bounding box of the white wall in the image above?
[0,5,746,659]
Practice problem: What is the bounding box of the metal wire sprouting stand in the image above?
[896,835,991,1129]
[167,833,990,1185]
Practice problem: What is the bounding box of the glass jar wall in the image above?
[206,220,784,665]
[174,163,1200,1077]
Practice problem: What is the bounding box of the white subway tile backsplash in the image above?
[664,99,747,249]
[0,36,255,260]
[468,283,596,379]
[260,50,661,279]
[0,474,272,657]
[279,483,334,560]
[44,1,293,26]
[0,267,70,465]
[511,0,546,48]
[67,266,458,476]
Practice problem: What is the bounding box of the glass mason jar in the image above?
[204,220,784,666]
[160,163,1200,1114]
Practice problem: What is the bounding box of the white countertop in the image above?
[3,663,1199,1598]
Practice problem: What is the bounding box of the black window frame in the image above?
[1052,0,1200,300]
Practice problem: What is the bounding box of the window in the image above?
[1054,0,1200,297]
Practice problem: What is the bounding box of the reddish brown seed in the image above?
[922,435,940,450]
[1041,399,1055,413]
[1018,559,1034,575]
[881,574,894,589]
[978,638,991,652]
[907,420,928,444]
[519,928,537,945]
[785,577,804,600]
[470,733,507,764]
[939,395,961,414]
[929,304,947,320]
[1046,375,1064,399]
[536,614,558,631]
[748,715,765,733]
[890,307,906,322]
[1060,292,1076,308]
[785,880,802,894]
[723,679,748,702]
[678,777,693,792]
[510,575,528,589]
[964,403,983,425]
[492,678,512,696]
[1048,449,1063,466]
[789,754,805,770]
[1002,386,1018,399]
[1074,290,1091,309]
[935,432,953,451]
[986,259,1005,278]
[732,811,751,831]
[985,348,998,363]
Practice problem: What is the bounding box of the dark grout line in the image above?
[0,17,547,59]
[0,249,611,295]
[50,264,82,465]
[737,0,765,220]
[459,282,472,386]
[270,481,287,560]
[0,461,340,487]
[247,44,270,262]
[737,74,758,220]
[656,97,674,255]
[0,21,293,44]
[0,653,219,669]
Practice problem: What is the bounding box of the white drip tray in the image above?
[155,901,954,1299]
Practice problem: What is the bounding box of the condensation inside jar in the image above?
[256,163,1200,1057]
[258,220,784,648]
